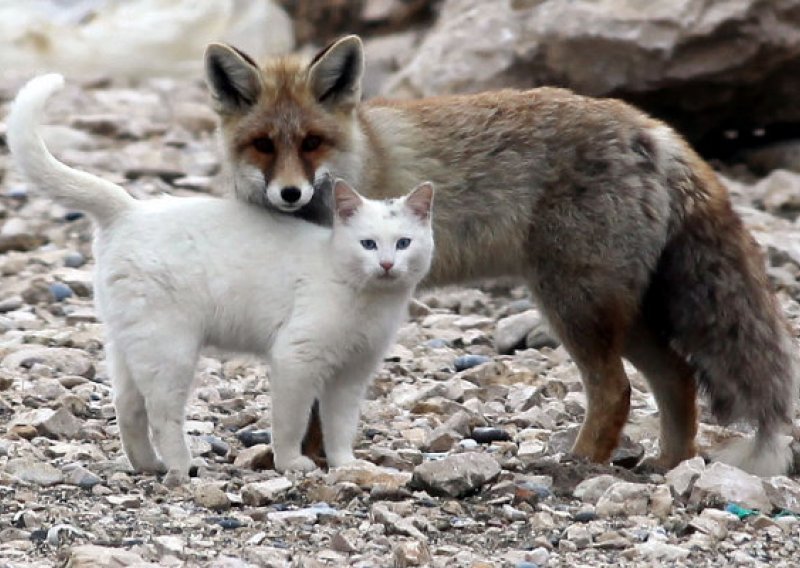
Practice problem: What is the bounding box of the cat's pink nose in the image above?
[380,261,394,272]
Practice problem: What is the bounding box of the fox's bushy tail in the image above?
[647,132,797,476]
[6,74,134,225]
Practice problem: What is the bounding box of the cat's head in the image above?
[331,179,434,291]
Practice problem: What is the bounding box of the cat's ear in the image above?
[204,43,262,113]
[334,179,364,222]
[404,182,435,221]
[307,35,364,110]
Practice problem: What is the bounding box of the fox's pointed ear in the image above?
[404,182,434,221]
[333,179,364,222]
[204,43,261,113]
[308,35,364,110]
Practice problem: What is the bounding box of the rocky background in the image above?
[2,1,800,567]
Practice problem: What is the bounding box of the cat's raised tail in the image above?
[7,74,135,226]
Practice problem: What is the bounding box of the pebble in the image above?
[63,251,86,268]
[241,477,293,506]
[232,444,273,470]
[207,517,245,530]
[0,296,23,312]
[326,460,411,490]
[635,540,690,561]
[572,510,597,523]
[514,481,551,505]
[411,452,501,498]
[63,464,102,488]
[470,426,511,444]
[267,505,330,524]
[154,535,185,558]
[201,435,230,456]
[393,540,432,567]
[49,282,74,302]
[194,483,232,511]
[453,354,491,371]
[236,428,272,447]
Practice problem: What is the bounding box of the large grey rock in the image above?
[573,474,622,504]
[494,310,540,354]
[411,452,501,497]
[2,347,95,379]
[665,456,706,497]
[326,460,412,491]
[384,0,800,144]
[595,482,653,517]
[763,475,800,513]
[5,457,64,486]
[690,462,772,511]
[66,544,145,567]
[10,407,82,439]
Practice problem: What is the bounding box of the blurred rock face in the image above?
[0,0,294,80]
[381,0,800,156]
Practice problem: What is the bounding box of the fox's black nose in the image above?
[281,186,302,203]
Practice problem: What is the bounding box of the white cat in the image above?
[7,74,435,480]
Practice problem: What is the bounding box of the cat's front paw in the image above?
[162,468,190,487]
[274,455,317,473]
[326,451,356,469]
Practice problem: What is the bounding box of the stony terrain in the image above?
[2,31,800,568]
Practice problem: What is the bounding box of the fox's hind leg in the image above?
[108,343,165,474]
[529,274,636,463]
[624,318,698,470]
[539,301,633,462]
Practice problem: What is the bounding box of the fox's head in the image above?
[204,36,365,216]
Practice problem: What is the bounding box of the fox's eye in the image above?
[360,239,377,250]
[301,134,323,152]
[396,238,411,250]
[253,137,275,154]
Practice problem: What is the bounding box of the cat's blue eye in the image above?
[396,238,412,250]
[360,239,377,250]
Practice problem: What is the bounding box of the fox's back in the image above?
[357,89,674,284]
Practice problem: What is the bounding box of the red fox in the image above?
[204,36,798,475]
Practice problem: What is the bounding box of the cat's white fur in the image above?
[7,74,435,479]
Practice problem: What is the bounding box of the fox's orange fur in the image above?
[205,36,798,475]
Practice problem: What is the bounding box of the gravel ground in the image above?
[1,76,800,568]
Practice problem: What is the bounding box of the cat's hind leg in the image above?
[108,343,165,474]
[120,329,200,484]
